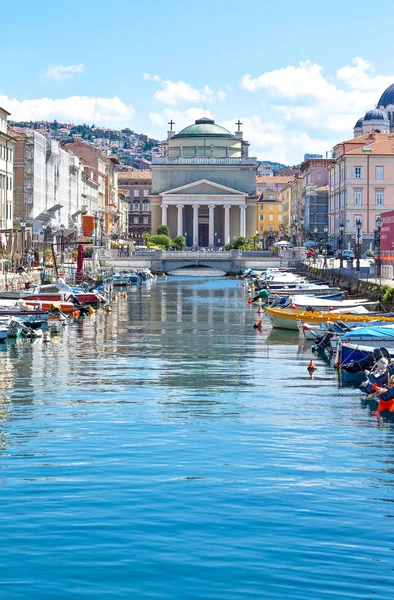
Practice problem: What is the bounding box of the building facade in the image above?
[0,107,15,231]
[151,117,257,247]
[300,158,332,239]
[328,132,394,250]
[118,169,152,242]
[255,175,293,246]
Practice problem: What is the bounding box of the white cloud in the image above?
[240,57,394,134]
[45,63,85,82]
[148,112,165,126]
[1,93,135,127]
[146,75,226,106]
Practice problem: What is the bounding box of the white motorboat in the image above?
[288,294,379,312]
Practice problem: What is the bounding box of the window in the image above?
[134,189,139,198]
[142,202,150,212]
[269,214,273,221]
[143,189,149,197]
[259,214,265,221]
[259,225,264,232]
[354,189,362,205]
[353,166,363,179]
[268,194,274,200]
[278,215,282,222]
[375,189,384,205]
[269,204,273,210]
[268,225,274,232]
[376,166,384,180]
[354,214,362,227]
[133,217,139,224]
[143,217,149,224]
[132,202,140,212]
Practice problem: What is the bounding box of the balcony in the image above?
[152,156,257,166]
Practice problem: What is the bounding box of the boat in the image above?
[113,273,131,286]
[268,285,343,297]
[265,306,394,331]
[24,282,102,306]
[285,294,379,312]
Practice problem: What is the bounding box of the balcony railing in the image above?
[152,156,257,166]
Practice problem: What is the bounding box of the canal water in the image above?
[1,278,394,599]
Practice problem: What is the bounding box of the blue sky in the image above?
[3,0,394,164]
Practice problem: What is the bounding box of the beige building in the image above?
[118,169,152,242]
[151,117,257,247]
[328,132,394,249]
[255,175,294,245]
[0,107,16,231]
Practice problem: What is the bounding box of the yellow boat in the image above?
[265,306,394,330]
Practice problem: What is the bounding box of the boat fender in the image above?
[291,304,296,310]
[247,298,253,306]
[307,360,317,372]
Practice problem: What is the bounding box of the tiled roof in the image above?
[256,175,294,184]
[345,136,394,155]
[118,169,152,182]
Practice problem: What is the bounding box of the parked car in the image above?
[342,250,355,259]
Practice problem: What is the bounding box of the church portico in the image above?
[151,117,257,246]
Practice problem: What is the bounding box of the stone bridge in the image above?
[97,249,305,274]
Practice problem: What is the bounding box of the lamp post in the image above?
[339,223,344,269]
[99,216,104,247]
[184,232,187,248]
[60,224,65,264]
[323,226,328,268]
[356,219,362,272]
[254,230,258,251]
[20,219,26,263]
[376,215,383,283]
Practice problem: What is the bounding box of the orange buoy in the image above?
[247,298,253,306]
[291,304,296,309]
[307,359,317,372]
[73,310,80,319]
[242,283,246,288]
[123,292,127,300]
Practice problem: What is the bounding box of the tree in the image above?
[150,234,172,249]
[157,225,170,236]
[171,235,186,250]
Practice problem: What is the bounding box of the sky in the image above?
[3,0,394,165]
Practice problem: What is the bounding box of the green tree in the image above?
[150,234,172,249]
[157,224,170,236]
[171,235,186,250]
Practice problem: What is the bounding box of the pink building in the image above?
[328,132,394,250]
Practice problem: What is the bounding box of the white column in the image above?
[208,204,215,246]
[161,204,168,226]
[239,205,246,238]
[224,204,231,244]
[177,204,184,237]
[192,204,199,247]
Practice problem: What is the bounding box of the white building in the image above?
[0,107,16,230]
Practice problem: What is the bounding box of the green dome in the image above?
[174,118,234,138]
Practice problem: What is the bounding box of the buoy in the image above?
[248,298,253,306]
[242,283,246,288]
[123,292,127,300]
[328,306,334,311]
[257,297,263,303]
[73,310,80,319]
[307,360,317,372]
[88,305,95,316]
[291,304,296,309]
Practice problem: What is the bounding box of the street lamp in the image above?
[376,215,383,282]
[99,216,104,246]
[323,226,328,268]
[254,230,259,251]
[184,232,187,248]
[356,219,362,272]
[20,219,26,262]
[214,231,217,247]
[339,223,345,270]
[60,224,65,264]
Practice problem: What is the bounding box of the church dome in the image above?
[363,108,389,121]
[174,118,234,138]
[378,83,394,107]
[354,117,363,128]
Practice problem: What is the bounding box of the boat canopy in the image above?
[342,324,394,341]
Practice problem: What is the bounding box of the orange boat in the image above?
[24,300,77,315]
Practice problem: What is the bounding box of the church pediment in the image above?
[161,178,245,197]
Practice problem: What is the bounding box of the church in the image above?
[354,83,394,136]
[150,117,257,247]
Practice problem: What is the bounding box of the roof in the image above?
[354,117,363,128]
[173,118,234,139]
[378,83,394,108]
[256,175,294,184]
[345,135,394,155]
[0,106,11,116]
[118,169,152,183]
[363,108,388,121]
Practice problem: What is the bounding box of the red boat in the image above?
[24,283,102,307]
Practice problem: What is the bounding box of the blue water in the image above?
[1,278,394,599]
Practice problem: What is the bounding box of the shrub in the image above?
[171,235,186,250]
[150,234,172,249]
[157,225,170,236]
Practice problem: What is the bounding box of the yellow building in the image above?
[256,175,294,247]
